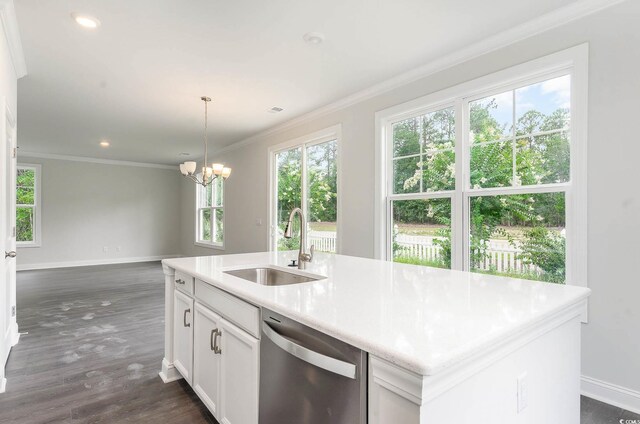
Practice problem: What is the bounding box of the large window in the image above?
[377,46,587,286]
[16,164,41,246]
[195,177,224,248]
[270,127,340,253]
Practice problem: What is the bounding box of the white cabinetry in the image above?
[167,272,260,424]
[173,289,193,384]
[193,303,222,416]
[219,318,260,424]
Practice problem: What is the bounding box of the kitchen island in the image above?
[160,251,590,423]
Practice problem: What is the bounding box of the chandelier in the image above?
[179,96,231,186]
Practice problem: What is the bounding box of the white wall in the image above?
[0,23,16,115]
[16,156,183,269]
[179,1,640,408]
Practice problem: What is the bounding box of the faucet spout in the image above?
[283,207,314,269]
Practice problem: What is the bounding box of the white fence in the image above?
[309,231,538,274]
[395,234,539,273]
[309,231,337,253]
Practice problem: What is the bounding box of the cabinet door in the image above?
[220,318,259,424]
[193,303,223,418]
[173,289,194,384]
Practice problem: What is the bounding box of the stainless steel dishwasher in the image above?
[259,308,367,424]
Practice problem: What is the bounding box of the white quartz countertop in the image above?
[163,251,590,376]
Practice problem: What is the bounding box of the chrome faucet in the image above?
[283,207,314,269]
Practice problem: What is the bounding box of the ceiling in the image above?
[15,0,580,165]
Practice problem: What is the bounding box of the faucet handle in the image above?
[300,245,314,263]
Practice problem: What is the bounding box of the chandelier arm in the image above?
[187,174,202,185]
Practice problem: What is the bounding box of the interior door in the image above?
[0,98,17,391]
[5,103,17,346]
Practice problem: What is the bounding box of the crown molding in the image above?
[18,151,177,170]
[213,0,626,156]
[0,0,27,78]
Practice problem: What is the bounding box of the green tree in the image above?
[16,168,35,242]
[395,96,569,283]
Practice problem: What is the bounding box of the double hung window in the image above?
[270,127,340,253]
[379,47,587,286]
[196,177,224,248]
[16,164,41,246]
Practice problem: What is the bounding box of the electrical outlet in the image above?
[256,218,263,226]
[103,246,108,253]
[11,306,16,317]
[517,373,528,413]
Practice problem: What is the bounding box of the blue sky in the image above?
[474,74,571,132]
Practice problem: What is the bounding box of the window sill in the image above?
[195,241,225,251]
[17,242,41,248]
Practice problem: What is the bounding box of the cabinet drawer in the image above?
[174,270,194,296]
[195,279,260,338]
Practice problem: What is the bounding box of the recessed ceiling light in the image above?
[71,13,101,29]
[99,140,110,147]
[268,106,284,113]
[303,32,324,45]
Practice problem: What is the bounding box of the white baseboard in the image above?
[10,323,19,347]
[582,375,640,415]
[16,254,181,271]
[0,377,6,394]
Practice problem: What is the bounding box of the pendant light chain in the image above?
[203,97,208,185]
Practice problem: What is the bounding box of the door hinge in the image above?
[12,147,17,158]
[12,226,16,238]
[11,306,16,317]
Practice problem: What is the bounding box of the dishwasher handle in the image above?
[262,321,357,379]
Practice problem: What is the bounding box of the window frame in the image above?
[268,124,342,253]
[16,163,42,248]
[194,177,225,250]
[375,44,588,290]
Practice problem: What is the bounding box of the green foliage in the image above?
[518,227,566,284]
[393,255,449,270]
[275,141,337,251]
[16,207,33,242]
[307,141,338,223]
[276,148,302,250]
[16,168,35,205]
[16,168,36,242]
[393,93,570,284]
[392,199,451,268]
[392,108,455,193]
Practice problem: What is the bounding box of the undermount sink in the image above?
[223,266,324,286]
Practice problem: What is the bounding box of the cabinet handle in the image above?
[183,308,191,327]
[213,329,222,355]
[175,278,185,285]
[210,328,218,351]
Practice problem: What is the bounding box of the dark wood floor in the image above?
[0,261,215,424]
[1,261,637,423]
[582,396,640,424]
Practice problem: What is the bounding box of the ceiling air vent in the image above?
[268,107,284,113]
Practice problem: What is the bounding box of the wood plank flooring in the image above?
[0,261,215,424]
[581,396,640,424]
[0,261,637,423]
